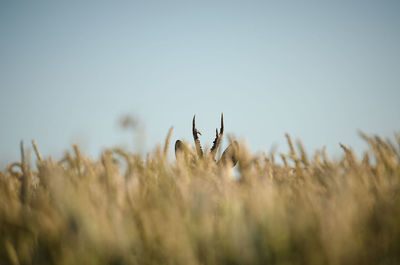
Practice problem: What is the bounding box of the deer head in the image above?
[175,114,239,167]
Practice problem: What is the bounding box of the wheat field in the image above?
[0,132,399,265]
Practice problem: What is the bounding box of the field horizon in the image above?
[1,131,399,265]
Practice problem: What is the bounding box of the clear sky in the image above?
[1,1,399,167]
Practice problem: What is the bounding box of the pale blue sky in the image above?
[1,1,399,167]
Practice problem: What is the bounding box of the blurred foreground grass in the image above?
[1,133,400,265]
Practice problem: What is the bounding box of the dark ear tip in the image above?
[175,140,182,150]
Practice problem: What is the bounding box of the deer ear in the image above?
[219,141,239,167]
[175,140,184,160]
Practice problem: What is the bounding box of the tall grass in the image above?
[1,133,400,265]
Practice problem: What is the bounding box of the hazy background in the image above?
[1,1,399,167]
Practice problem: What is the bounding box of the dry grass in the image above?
[1,132,400,265]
